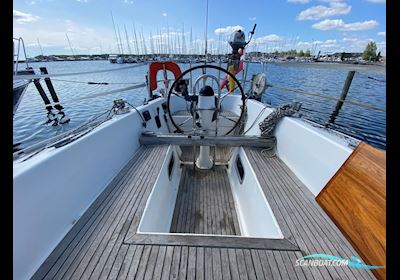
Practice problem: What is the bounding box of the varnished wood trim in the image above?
[317,142,386,280]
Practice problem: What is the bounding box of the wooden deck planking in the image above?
[260,156,345,280]
[72,147,165,280]
[246,148,376,280]
[195,247,205,280]
[33,147,152,280]
[178,146,232,163]
[32,144,378,280]
[33,146,167,280]
[170,166,240,235]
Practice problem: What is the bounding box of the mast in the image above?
[37,38,44,57]
[189,27,192,55]
[166,23,170,56]
[65,33,75,56]
[204,0,209,60]
[177,33,180,55]
[182,23,185,55]
[158,30,165,55]
[141,29,147,56]
[132,22,140,55]
[116,25,124,54]
[218,25,221,55]
[150,31,155,55]
[156,27,161,56]
[123,24,132,54]
[110,11,121,54]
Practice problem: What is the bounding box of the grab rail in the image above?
[13,37,29,76]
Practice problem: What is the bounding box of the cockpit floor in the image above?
[170,165,241,235]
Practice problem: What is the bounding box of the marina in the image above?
[13,60,386,150]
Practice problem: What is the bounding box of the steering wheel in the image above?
[167,64,246,136]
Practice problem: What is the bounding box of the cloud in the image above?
[248,17,256,21]
[162,12,167,17]
[288,0,310,3]
[294,36,385,55]
[341,36,385,53]
[377,31,386,36]
[366,0,385,3]
[312,19,378,31]
[254,34,283,43]
[297,41,312,48]
[75,0,88,2]
[320,39,338,48]
[124,0,134,3]
[13,10,39,24]
[214,25,244,36]
[320,0,346,2]
[297,2,351,20]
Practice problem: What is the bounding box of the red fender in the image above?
[149,61,182,91]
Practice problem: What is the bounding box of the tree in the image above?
[304,50,311,57]
[298,50,304,57]
[362,41,377,61]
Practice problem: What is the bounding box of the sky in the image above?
[13,0,386,57]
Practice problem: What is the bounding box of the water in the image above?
[13,60,386,150]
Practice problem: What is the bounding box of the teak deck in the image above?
[170,166,241,235]
[32,145,376,280]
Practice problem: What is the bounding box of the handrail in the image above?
[13,37,29,76]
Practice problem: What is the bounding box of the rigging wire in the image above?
[13,62,147,80]
[50,78,140,85]
[266,84,386,112]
